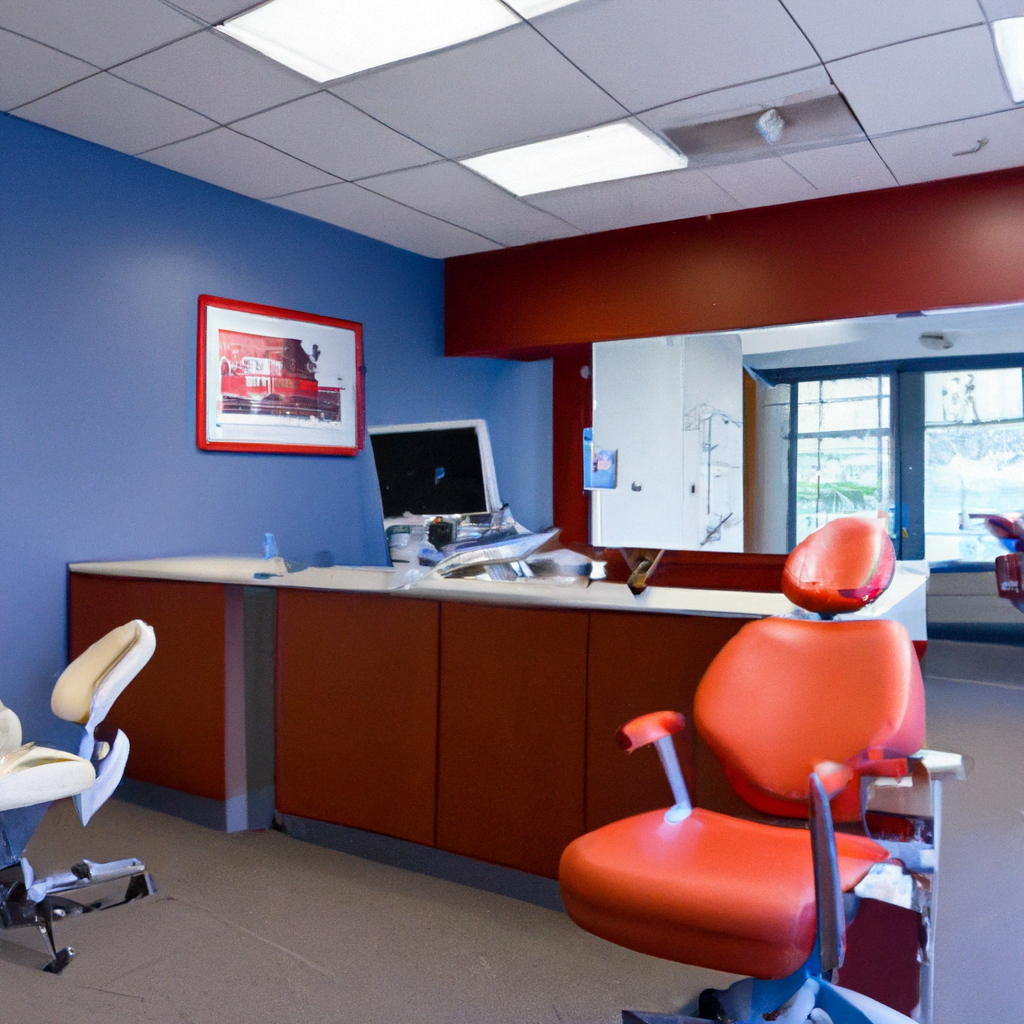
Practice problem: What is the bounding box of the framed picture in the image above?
[197,295,363,455]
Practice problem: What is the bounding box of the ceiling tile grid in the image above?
[141,127,339,199]
[231,92,441,181]
[4,0,1024,257]
[269,183,502,258]
[0,28,98,112]
[357,161,582,247]
[330,23,626,159]
[13,73,217,156]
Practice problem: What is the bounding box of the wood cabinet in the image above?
[274,590,439,846]
[584,610,751,832]
[436,602,588,879]
[68,573,756,869]
[69,574,227,801]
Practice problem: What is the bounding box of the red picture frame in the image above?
[196,295,364,455]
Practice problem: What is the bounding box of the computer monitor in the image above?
[369,420,501,519]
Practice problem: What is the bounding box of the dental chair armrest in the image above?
[616,711,691,822]
[616,710,685,752]
[809,770,845,975]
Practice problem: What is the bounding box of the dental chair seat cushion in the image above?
[559,808,887,980]
[782,517,895,615]
[0,744,95,812]
[51,621,148,725]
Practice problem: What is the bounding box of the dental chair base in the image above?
[0,855,156,974]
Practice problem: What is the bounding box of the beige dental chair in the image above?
[0,620,157,972]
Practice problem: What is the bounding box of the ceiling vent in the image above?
[661,93,865,168]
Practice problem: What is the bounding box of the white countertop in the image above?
[69,555,794,619]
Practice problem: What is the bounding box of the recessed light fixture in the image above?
[919,333,954,351]
[461,122,688,196]
[993,17,1024,103]
[218,0,523,83]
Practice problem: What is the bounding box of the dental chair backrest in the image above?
[52,620,155,760]
[695,517,924,821]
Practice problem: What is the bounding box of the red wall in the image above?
[446,166,1024,359]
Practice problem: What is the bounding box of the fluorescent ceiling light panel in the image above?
[993,17,1024,103]
[218,0,520,83]
[462,123,688,196]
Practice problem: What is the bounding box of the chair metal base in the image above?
[0,858,156,973]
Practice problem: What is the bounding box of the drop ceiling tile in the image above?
[232,93,439,180]
[640,67,833,134]
[332,23,624,158]
[13,73,216,155]
[0,0,199,68]
[142,128,337,199]
[532,0,820,113]
[703,158,819,208]
[0,28,97,111]
[782,141,897,196]
[112,29,315,124]
[980,0,1024,19]
[828,26,1013,137]
[526,167,741,233]
[781,0,983,62]
[359,162,580,246]
[872,107,1024,184]
[170,0,258,24]
[269,183,501,258]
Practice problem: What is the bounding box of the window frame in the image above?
[761,351,1024,567]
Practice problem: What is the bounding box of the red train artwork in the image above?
[218,330,341,421]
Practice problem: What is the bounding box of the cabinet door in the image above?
[275,590,439,846]
[586,611,751,832]
[69,573,227,800]
[437,602,588,879]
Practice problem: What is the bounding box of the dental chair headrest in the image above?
[782,517,896,616]
[51,620,155,726]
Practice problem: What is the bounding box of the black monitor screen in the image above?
[372,427,489,517]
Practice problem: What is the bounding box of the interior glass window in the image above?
[924,367,1024,563]
[794,376,893,545]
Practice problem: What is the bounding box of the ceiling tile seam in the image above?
[504,16,632,119]
[0,24,104,72]
[777,158,820,191]
[4,69,106,114]
[867,105,1024,142]
[343,180,506,247]
[134,124,222,156]
[28,70,223,141]
[821,20,993,67]
[152,0,236,28]
[263,179,507,248]
[92,25,209,74]
[136,124,348,184]
[691,168,747,210]
[222,93,453,169]
[775,3,902,203]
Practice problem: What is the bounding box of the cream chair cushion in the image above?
[0,743,95,811]
[51,622,142,725]
[0,702,22,757]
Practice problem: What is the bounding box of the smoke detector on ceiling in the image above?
[919,333,954,351]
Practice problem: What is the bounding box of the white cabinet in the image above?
[590,334,743,552]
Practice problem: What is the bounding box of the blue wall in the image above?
[0,114,551,738]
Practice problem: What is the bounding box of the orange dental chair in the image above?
[560,518,961,1024]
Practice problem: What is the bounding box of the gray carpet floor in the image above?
[0,799,736,1024]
